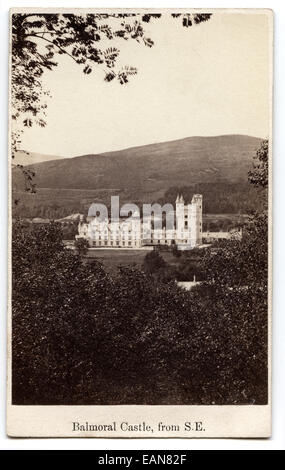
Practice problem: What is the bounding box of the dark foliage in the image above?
[143,250,166,272]
[175,248,206,282]
[248,139,269,188]
[12,223,267,404]
[160,182,265,215]
[12,141,268,406]
[74,237,89,256]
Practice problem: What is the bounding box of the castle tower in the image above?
[176,194,185,239]
[191,194,203,245]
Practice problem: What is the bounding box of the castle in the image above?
[77,194,203,249]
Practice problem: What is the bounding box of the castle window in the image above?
[185,221,188,228]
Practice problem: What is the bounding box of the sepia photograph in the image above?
[7,7,272,437]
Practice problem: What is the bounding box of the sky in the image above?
[17,11,272,157]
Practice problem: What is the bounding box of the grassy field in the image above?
[86,249,149,273]
[86,249,186,274]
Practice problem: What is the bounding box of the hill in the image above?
[12,135,264,219]
[13,134,262,191]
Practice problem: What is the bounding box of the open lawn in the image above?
[86,249,150,273]
[86,248,192,274]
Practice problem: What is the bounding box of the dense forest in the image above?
[12,181,263,223]
[12,141,268,405]
[159,182,264,214]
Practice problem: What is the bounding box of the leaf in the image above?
[143,37,154,48]
[118,73,128,85]
[183,15,192,28]
[37,119,46,128]
[83,65,92,74]
[104,71,115,82]
[23,118,32,127]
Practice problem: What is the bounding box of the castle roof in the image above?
[176,194,185,204]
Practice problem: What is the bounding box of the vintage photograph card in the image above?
[7,8,272,437]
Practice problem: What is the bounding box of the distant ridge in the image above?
[13,150,66,167]
[13,134,262,192]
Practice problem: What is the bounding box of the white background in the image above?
[1,0,284,451]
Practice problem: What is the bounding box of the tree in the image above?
[195,140,269,403]
[248,139,269,189]
[12,217,268,405]
[143,250,166,273]
[202,139,268,288]
[74,237,89,256]
[12,221,110,404]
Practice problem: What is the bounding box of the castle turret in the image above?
[191,194,203,245]
[176,194,185,237]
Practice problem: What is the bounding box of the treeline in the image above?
[12,218,267,405]
[159,182,265,214]
[12,196,84,220]
[13,181,265,221]
[143,247,206,282]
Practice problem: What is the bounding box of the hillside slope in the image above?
[13,135,262,192]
